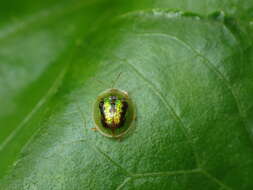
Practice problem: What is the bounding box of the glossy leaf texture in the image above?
[0,0,136,179]
[1,0,253,189]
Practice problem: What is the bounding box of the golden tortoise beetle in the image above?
[93,88,135,138]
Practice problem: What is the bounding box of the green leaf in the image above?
[1,7,253,190]
[0,0,134,179]
[139,0,253,20]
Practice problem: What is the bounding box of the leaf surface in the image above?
[1,0,253,189]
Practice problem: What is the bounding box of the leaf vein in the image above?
[201,169,232,190]
[0,63,69,152]
[116,177,131,190]
[135,32,253,146]
[120,58,200,167]
[87,141,132,176]
[132,168,201,178]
